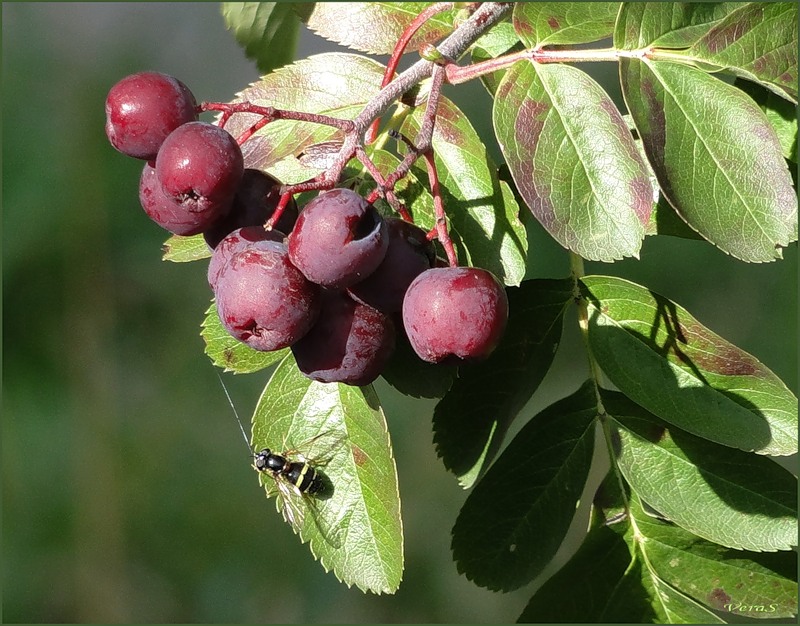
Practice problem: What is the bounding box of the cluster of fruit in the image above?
[105,72,509,386]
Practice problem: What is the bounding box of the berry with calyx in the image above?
[402,267,508,364]
[204,169,297,249]
[288,188,388,288]
[214,239,319,352]
[347,218,435,313]
[292,290,395,386]
[139,162,225,236]
[155,121,244,223]
[105,71,198,160]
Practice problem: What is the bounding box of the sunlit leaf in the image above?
[251,357,403,593]
[494,61,653,261]
[470,21,520,95]
[736,78,798,162]
[683,3,798,103]
[162,233,211,263]
[452,381,597,591]
[223,53,384,181]
[299,2,456,55]
[433,278,573,488]
[402,96,528,286]
[201,301,287,374]
[582,275,798,456]
[607,392,797,552]
[221,2,301,74]
[513,2,620,47]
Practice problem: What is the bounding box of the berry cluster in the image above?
[106,72,509,386]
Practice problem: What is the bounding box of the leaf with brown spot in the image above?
[582,275,798,456]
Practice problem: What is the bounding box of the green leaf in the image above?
[451,381,598,591]
[162,234,211,263]
[615,2,742,50]
[620,58,797,262]
[494,61,653,262]
[607,392,798,552]
[512,2,620,47]
[251,357,403,593]
[736,77,798,162]
[646,574,728,623]
[223,53,384,181]
[518,523,652,622]
[402,96,528,286]
[221,2,301,74]
[646,196,704,240]
[433,278,573,488]
[299,2,456,55]
[630,497,798,618]
[582,275,798,456]
[201,301,287,374]
[683,3,798,103]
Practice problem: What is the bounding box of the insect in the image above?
[217,373,346,545]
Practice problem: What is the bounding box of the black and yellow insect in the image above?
[217,373,345,545]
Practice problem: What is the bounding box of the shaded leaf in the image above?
[402,96,528,286]
[223,53,384,181]
[582,275,798,456]
[433,278,573,488]
[470,21,521,95]
[452,381,597,591]
[251,357,403,593]
[381,330,456,400]
[607,392,797,552]
[494,61,653,261]
[201,301,287,374]
[300,2,456,55]
[629,497,798,618]
[517,523,650,623]
[513,2,620,47]
[620,58,797,262]
[684,3,798,103]
[615,2,742,50]
[162,233,211,263]
[221,2,301,74]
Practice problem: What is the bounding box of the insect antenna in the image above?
[216,371,252,453]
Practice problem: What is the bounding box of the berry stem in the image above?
[264,192,295,231]
[366,1,455,144]
[423,149,458,268]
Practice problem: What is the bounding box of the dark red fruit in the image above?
[155,121,244,222]
[347,218,435,313]
[207,226,286,289]
[402,267,508,364]
[105,71,198,160]
[291,290,395,386]
[214,240,320,352]
[139,162,224,236]
[288,189,388,288]
[203,169,297,249]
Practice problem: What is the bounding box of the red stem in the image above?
[264,192,294,231]
[366,1,455,144]
[422,150,458,268]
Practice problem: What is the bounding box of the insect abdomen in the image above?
[285,461,324,495]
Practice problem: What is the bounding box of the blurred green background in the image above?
[3,3,796,623]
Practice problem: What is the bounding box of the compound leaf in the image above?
[252,356,403,593]
[433,278,573,488]
[620,58,797,262]
[451,381,597,591]
[582,275,798,456]
[494,61,653,262]
[513,2,620,47]
[201,301,287,374]
[607,392,797,552]
[300,2,456,55]
[403,96,528,286]
[221,2,301,74]
[224,53,384,182]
